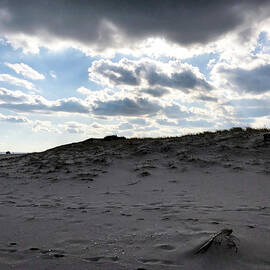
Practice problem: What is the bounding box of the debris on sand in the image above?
[195,228,239,254]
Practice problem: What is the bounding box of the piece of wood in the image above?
[195,229,233,255]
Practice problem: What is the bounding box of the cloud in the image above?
[129,118,148,126]
[178,119,214,128]
[163,104,193,119]
[0,113,29,124]
[49,71,57,79]
[92,97,161,116]
[51,98,90,114]
[5,62,45,80]
[0,0,269,54]
[216,64,270,94]
[91,123,102,129]
[0,88,29,103]
[118,123,133,130]
[0,74,36,90]
[0,112,60,133]
[225,97,270,118]
[196,94,218,102]
[141,88,170,97]
[89,58,212,93]
[77,86,92,96]
[156,119,179,127]
[90,60,139,86]
[32,120,60,133]
[0,88,89,114]
[142,67,212,92]
[60,121,86,134]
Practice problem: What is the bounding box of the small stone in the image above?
[140,171,150,177]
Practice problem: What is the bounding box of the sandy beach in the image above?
[0,128,270,269]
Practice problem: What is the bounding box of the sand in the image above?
[0,128,270,269]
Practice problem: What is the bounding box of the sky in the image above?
[1,0,270,152]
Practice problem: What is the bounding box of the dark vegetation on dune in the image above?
[44,127,270,152]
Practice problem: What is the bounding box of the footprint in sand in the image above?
[0,248,17,253]
[168,179,179,183]
[139,258,174,265]
[120,212,132,217]
[154,244,176,251]
[139,258,160,264]
[29,247,40,251]
[40,249,65,259]
[139,171,151,177]
[84,256,119,262]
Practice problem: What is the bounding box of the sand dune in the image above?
[0,128,270,269]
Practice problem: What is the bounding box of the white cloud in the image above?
[210,53,270,96]
[89,58,212,94]
[58,121,87,134]
[156,119,179,127]
[0,74,36,90]
[118,122,133,130]
[77,86,92,96]
[0,113,60,133]
[0,113,30,124]
[32,120,60,133]
[49,71,57,79]
[5,62,45,80]
[0,88,90,114]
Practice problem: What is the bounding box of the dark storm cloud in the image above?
[0,0,269,48]
[92,97,161,116]
[218,64,270,94]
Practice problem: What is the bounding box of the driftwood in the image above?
[195,228,239,254]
